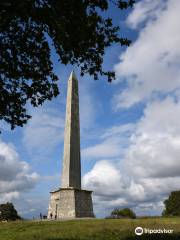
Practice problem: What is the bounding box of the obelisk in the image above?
[61,71,81,189]
[47,71,94,219]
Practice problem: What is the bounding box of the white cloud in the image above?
[82,137,123,159]
[126,0,165,29]
[83,160,123,196]
[114,0,180,109]
[82,123,134,159]
[83,98,180,216]
[91,0,180,216]
[23,107,64,155]
[0,192,20,203]
[101,123,135,139]
[0,140,39,203]
[124,98,180,179]
[81,124,135,159]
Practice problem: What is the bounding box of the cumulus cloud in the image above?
[125,98,180,179]
[86,0,180,216]
[83,98,180,216]
[113,0,180,109]
[83,160,123,196]
[126,0,165,29]
[0,140,39,203]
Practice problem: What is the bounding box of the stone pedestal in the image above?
[48,188,94,219]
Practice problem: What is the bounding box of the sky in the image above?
[1,0,180,218]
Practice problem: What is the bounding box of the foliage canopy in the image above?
[0,202,21,221]
[0,0,135,130]
[110,207,136,219]
[163,190,180,217]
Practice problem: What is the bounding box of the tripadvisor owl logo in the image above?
[135,227,143,235]
[135,227,174,235]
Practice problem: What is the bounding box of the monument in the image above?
[47,71,94,218]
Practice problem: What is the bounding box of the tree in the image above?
[163,191,180,217]
[0,0,135,131]
[0,202,21,221]
[110,207,136,219]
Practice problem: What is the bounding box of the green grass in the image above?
[0,218,180,240]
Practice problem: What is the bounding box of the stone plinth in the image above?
[48,188,94,219]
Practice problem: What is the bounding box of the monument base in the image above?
[47,188,94,219]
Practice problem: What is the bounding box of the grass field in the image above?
[0,218,180,240]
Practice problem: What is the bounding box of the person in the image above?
[40,213,42,220]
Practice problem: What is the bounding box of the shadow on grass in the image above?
[45,233,180,240]
[126,233,180,240]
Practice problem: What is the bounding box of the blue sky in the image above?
[1,0,180,219]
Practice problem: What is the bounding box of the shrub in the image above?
[110,208,136,219]
[163,190,180,216]
[0,202,21,221]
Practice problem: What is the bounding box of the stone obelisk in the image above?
[48,71,94,218]
[61,71,81,189]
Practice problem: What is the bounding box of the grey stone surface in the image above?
[61,71,81,189]
[48,72,94,219]
[47,189,61,219]
[48,188,94,218]
[75,189,94,218]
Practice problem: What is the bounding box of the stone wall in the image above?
[47,189,60,219]
[58,189,76,218]
[47,188,94,219]
[75,189,94,218]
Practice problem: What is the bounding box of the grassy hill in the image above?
[0,218,180,240]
